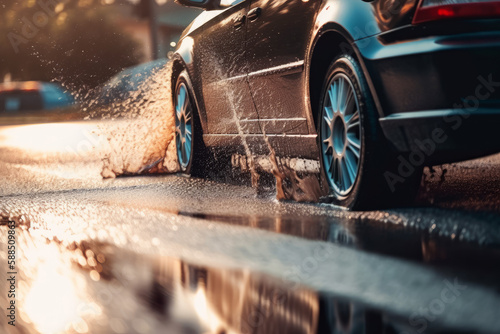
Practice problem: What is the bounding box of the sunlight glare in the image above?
[22,244,86,334]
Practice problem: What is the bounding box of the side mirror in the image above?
[174,0,222,10]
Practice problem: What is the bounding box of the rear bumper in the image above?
[379,109,500,164]
[358,30,500,117]
[357,29,500,163]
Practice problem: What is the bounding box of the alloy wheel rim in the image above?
[321,73,362,196]
[175,83,193,171]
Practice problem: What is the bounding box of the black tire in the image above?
[317,54,422,210]
[174,70,208,176]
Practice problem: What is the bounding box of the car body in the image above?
[170,0,500,209]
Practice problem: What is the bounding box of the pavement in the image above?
[1,118,500,334]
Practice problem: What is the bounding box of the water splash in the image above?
[87,61,178,178]
[263,134,325,202]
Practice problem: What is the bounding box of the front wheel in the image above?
[175,79,194,173]
[174,70,229,178]
[317,55,422,210]
[174,70,210,176]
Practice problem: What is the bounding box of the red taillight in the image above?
[413,0,500,24]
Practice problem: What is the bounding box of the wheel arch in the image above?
[308,25,383,131]
[170,55,186,98]
[170,54,208,135]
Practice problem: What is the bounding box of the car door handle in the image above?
[233,14,246,29]
[248,7,262,21]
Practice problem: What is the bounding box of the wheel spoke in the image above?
[178,88,186,110]
[323,113,332,127]
[347,133,360,149]
[321,73,362,196]
[347,133,361,159]
[347,120,360,131]
[175,104,181,118]
[337,77,346,114]
[183,103,191,121]
[324,106,334,121]
[328,83,337,112]
[347,144,360,159]
[346,111,360,130]
[323,136,332,153]
[343,90,354,115]
[177,88,186,111]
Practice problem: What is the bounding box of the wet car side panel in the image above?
[177,0,391,141]
[191,1,260,134]
[245,0,321,134]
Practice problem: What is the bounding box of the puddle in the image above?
[174,210,500,272]
[1,199,500,334]
[0,230,479,334]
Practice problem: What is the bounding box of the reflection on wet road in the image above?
[1,121,500,334]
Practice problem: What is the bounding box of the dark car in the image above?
[170,0,500,209]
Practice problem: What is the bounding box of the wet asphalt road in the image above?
[1,120,500,334]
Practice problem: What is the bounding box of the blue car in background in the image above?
[0,81,74,113]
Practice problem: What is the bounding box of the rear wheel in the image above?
[318,55,422,210]
[320,72,362,197]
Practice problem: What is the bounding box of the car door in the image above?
[195,0,260,135]
[245,0,321,134]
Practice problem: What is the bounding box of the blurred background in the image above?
[0,0,200,93]
[2,2,500,334]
